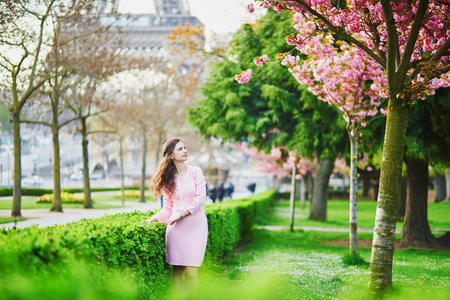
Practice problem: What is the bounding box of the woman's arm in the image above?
[187,166,206,215]
[149,192,173,223]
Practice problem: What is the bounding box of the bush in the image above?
[37,192,85,204]
[0,189,276,299]
[342,253,369,266]
[115,190,151,199]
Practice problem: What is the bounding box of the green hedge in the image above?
[0,186,140,197]
[0,189,275,299]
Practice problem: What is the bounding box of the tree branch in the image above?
[281,0,386,68]
[20,119,51,127]
[59,116,79,129]
[379,0,401,92]
[410,39,450,80]
[87,130,117,135]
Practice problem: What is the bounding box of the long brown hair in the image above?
[152,138,181,198]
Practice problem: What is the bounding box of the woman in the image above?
[148,138,208,297]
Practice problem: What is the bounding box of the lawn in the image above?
[189,199,450,300]
[263,199,450,231]
[193,229,450,300]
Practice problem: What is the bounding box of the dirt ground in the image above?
[325,239,401,249]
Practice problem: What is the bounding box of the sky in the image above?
[117,0,267,35]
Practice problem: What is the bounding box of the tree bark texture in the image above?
[398,176,407,217]
[399,157,439,248]
[309,159,334,221]
[81,119,93,209]
[11,112,22,217]
[362,179,371,197]
[349,132,358,255]
[50,124,63,212]
[434,171,446,203]
[289,166,296,232]
[446,167,450,202]
[300,177,306,208]
[140,125,147,203]
[369,104,409,292]
[119,138,125,206]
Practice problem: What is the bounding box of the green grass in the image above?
[191,229,450,300]
[181,199,450,300]
[264,199,450,231]
[0,216,23,224]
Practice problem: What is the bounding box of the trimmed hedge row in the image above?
[0,189,275,299]
[0,186,141,197]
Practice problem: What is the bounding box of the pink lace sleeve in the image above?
[188,166,206,215]
[153,191,173,222]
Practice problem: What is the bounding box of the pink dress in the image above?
[153,165,208,267]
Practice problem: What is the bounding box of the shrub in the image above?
[115,190,151,199]
[0,189,276,299]
[37,192,85,204]
[342,253,369,266]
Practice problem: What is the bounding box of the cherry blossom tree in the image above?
[279,35,388,256]
[239,0,450,293]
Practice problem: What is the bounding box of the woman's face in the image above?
[171,141,188,162]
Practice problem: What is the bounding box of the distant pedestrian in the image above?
[209,185,217,203]
[226,183,234,199]
[217,181,225,202]
[247,182,256,194]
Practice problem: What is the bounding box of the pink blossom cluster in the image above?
[253,0,450,100]
[247,4,254,13]
[253,54,269,66]
[283,32,389,129]
[228,142,312,179]
[235,69,252,84]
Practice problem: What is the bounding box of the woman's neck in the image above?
[174,162,188,177]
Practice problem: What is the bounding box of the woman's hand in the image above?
[143,217,157,223]
[164,212,182,226]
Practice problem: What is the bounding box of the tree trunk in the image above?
[309,159,334,221]
[306,170,313,203]
[140,124,147,203]
[446,167,450,202]
[289,166,296,232]
[372,180,379,201]
[11,111,22,217]
[397,176,407,218]
[399,157,439,248]
[369,104,409,292]
[434,170,446,203]
[81,118,93,208]
[300,177,306,208]
[349,131,358,255]
[155,131,162,165]
[294,178,302,201]
[119,137,125,206]
[50,124,63,212]
[362,178,371,197]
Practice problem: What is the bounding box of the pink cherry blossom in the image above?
[247,4,255,13]
[235,69,252,84]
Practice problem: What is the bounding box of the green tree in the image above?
[189,10,347,220]
[400,87,450,248]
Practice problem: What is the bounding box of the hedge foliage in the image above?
[37,192,85,203]
[0,189,275,299]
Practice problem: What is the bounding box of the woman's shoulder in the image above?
[187,165,204,174]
